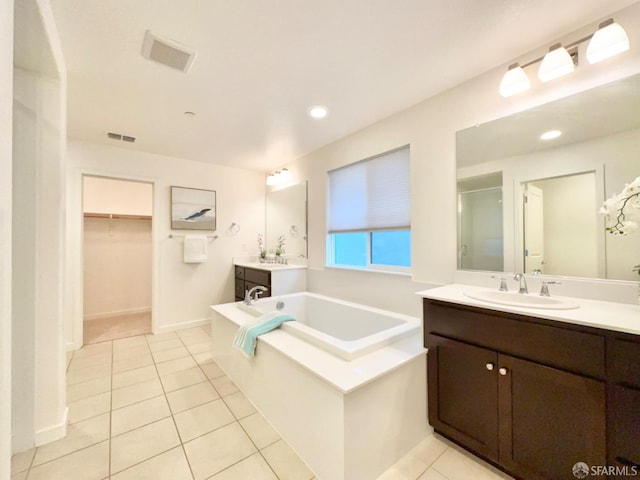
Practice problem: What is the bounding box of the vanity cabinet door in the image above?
[607,384,640,472]
[427,335,499,461]
[498,354,606,480]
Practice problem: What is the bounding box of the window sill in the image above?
[324,265,412,277]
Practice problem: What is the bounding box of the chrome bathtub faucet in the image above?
[244,285,268,305]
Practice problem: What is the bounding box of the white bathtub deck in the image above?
[211,301,426,393]
[210,299,428,479]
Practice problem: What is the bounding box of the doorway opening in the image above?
[82,175,153,345]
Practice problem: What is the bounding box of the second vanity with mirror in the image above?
[233,181,308,301]
[433,71,640,479]
[419,284,640,480]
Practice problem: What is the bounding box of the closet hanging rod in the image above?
[84,212,152,220]
[168,233,219,239]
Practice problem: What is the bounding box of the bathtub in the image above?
[210,292,428,480]
[237,292,421,361]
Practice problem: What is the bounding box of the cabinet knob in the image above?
[499,367,508,376]
[485,363,495,371]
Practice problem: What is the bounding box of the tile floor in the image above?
[11,324,513,480]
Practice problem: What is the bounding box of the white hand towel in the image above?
[183,235,208,263]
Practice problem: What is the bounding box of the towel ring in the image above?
[229,222,241,235]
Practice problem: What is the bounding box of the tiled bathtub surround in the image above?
[11,324,513,480]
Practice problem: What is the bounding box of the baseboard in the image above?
[154,317,210,335]
[84,306,151,321]
[35,406,68,446]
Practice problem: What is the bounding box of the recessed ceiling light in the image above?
[184,111,196,117]
[540,130,562,141]
[307,105,329,119]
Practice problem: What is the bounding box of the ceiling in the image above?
[49,0,639,172]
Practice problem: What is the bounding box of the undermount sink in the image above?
[464,290,580,310]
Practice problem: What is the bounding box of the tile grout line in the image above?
[147,331,197,480]
[414,445,450,480]
[108,339,114,480]
[196,326,287,480]
[100,334,190,477]
[183,326,284,480]
[24,345,113,477]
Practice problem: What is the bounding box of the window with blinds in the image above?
[327,146,411,269]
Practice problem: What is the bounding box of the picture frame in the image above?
[170,186,216,231]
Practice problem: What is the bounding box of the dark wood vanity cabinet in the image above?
[424,299,611,480]
[234,265,271,301]
[607,334,640,471]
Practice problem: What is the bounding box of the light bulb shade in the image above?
[586,20,630,64]
[538,45,574,83]
[499,64,530,97]
[279,168,291,181]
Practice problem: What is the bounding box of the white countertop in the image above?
[417,284,640,336]
[211,302,425,394]
[235,261,306,271]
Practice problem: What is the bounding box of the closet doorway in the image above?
[82,176,153,345]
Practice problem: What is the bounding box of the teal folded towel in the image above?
[233,311,295,358]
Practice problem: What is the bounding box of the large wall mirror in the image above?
[266,181,308,258]
[456,73,640,281]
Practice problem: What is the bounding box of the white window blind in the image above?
[328,146,410,233]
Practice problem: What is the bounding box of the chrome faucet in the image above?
[513,273,528,294]
[244,285,268,305]
[491,275,508,292]
[540,281,561,297]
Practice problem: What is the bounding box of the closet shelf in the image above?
[84,212,152,220]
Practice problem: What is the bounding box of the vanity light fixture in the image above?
[499,63,531,97]
[540,130,562,141]
[499,18,630,97]
[266,173,278,186]
[538,43,575,82]
[586,19,630,64]
[265,168,291,186]
[279,168,291,182]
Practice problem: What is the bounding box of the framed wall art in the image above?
[170,186,216,230]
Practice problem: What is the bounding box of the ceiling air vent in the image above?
[107,132,136,143]
[141,30,196,73]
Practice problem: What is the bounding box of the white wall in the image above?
[83,176,153,216]
[13,66,68,450]
[11,0,68,453]
[0,0,13,476]
[279,2,640,309]
[66,140,265,348]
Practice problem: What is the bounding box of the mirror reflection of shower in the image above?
[457,173,504,272]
